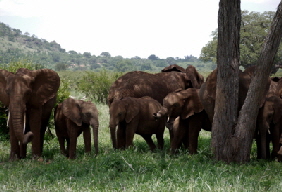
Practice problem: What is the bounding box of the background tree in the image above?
[148,54,159,60]
[166,57,176,64]
[100,52,111,57]
[55,62,67,71]
[115,59,135,72]
[83,52,91,58]
[200,11,281,68]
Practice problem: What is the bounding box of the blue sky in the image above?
[0,0,280,59]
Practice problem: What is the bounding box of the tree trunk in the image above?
[212,0,241,162]
[213,0,282,163]
[234,1,282,163]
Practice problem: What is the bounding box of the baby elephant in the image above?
[109,96,166,151]
[54,98,99,159]
[155,88,211,154]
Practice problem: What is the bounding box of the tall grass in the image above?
[0,102,281,192]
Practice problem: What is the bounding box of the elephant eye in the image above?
[25,89,32,96]
[5,89,10,96]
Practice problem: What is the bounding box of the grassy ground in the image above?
[0,103,282,192]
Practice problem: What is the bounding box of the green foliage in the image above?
[54,62,67,71]
[78,70,123,103]
[200,11,281,68]
[0,58,43,72]
[0,106,8,141]
[115,59,136,72]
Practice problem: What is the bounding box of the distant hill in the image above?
[0,22,215,72]
[0,22,65,53]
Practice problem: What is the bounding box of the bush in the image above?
[78,70,123,103]
[0,105,8,141]
[1,58,44,72]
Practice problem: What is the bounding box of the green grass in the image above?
[0,103,282,192]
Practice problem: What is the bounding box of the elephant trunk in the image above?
[109,119,118,149]
[154,107,168,119]
[9,106,34,145]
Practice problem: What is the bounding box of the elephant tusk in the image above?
[23,112,26,134]
[167,116,170,123]
[7,110,10,127]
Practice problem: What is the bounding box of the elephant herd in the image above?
[1,65,282,161]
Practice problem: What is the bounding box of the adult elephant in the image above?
[107,64,204,106]
[109,96,166,151]
[256,77,282,160]
[199,66,270,124]
[0,68,60,159]
[54,98,99,159]
[154,88,211,154]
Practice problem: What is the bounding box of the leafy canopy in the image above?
[200,11,282,68]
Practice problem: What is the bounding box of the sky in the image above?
[0,0,280,59]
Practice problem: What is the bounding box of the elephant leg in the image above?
[9,128,20,159]
[66,138,70,157]
[266,132,271,159]
[125,125,135,149]
[156,133,164,150]
[117,124,126,149]
[58,137,67,156]
[188,116,201,154]
[20,144,27,159]
[83,126,91,153]
[256,132,262,159]
[140,134,156,151]
[68,120,78,159]
[271,123,280,159]
[170,118,185,154]
[28,108,43,158]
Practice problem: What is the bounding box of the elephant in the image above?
[107,64,204,106]
[256,77,282,160]
[54,98,99,159]
[109,96,166,151]
[0,68,60,159]
[256,95,282,160]
[199,66,270,124]
[154,88,211,154]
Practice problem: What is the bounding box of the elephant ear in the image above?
[182,88,204,119]
[206,69,217,99]
[271,96,282,124]
[62,98,83,126]
[186,65,204,89]
[27,69,60,106]
[125,98,139,123]
[0,69,14,107]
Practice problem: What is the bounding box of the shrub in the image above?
[1,58,44,72]
[78,70,123,103]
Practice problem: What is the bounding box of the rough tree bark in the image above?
[212,0,282,163]
[212,0,241,162]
